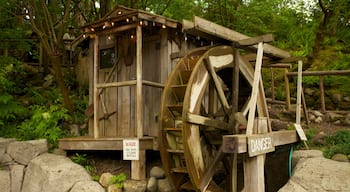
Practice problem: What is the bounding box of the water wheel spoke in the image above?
[199,145,225,191]
[205,59,231,116]
[186,113,229,131]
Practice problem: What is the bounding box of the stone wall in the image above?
[0,138,104,192]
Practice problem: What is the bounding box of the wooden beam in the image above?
[265,63,291,68]
[222,130,299,154]
[246,42,264,135]
[96,80,137,88]
[287,70,350,76]
[284,69,291,111]
[320,76,326,112]
[136,25,143,138]
[276,56,304,63]
[58,137,154,151]
[93,35,99,139]
[191,16,290,59]
[186,113,229,130]
[132,150,146,180]
[296,60,303,124]
[234,34,274,47]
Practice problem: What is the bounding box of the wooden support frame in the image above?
[133,24,146,180]
[93,35,99,139]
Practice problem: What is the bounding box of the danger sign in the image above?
[123,139,139,160]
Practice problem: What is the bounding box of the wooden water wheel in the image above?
[160,45,254,191]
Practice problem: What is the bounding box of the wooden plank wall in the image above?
[90,29,192,138]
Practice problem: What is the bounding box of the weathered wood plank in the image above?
[58,137,154,150]
[222,130,299,154]
[191,16,290,59]
[234,34,274,47]
[186,113,229,130]
[96,80,137,88]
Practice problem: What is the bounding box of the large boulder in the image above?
[21,153,91,192]
[7,139,48,165]
[69,180,105,192]
[279,157,350,192]
[0,138,16,156]
[0,170,10,192]
[10,164,25,192]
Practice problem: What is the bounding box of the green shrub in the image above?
[109,173,127,189]
[71,153,97,175]
[17,105,70,148]
[323,130,350,158]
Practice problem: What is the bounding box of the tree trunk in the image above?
[51,54,75,114]
[305,0,331,70]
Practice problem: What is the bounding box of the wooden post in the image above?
[93,35,99,139]
[136,25,143,138]
[132,25,146,180]
[244,42,266,192]
[270,67,275,101]
[296,60,302,124]
[319,76,326,113]
[246,42,264,135]
[284,68,291,111]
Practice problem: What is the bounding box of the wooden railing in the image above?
[286,70,350,112]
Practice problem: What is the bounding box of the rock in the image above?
[292,150,323,170]
[334,120,342,125]
[311,132,326,145]
[150,166,165,179]
[304,88,315,96]
[0,170,10,192]
[147,177,158,192]
[52,148,67,156]
[332,154,349,162]
[99,172,113,187]
[312,110,323,117]
[308,114,316,122]
[21,153,91,192]
[123,180,147,192]
[0,153,15,167]
[344,96,350,102]
[314,116,323,124]
[344,113,350,126]
[271,119,290,131]
[279,157,350,192]
[69,180,105,192]
[108,185,122,192]
[10,164,25,192]
[7,139,48,165]
[158,178,173,192]
[0,138,16,156]
[331,93,343,104]
[324,112,344,123]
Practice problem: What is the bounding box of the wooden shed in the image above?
[59,5,294,183]
[59,5,225,179]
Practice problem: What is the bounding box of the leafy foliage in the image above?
[71,153,97,175]
[323,130,350,158]
[109,173,127,189]
[18,105,70,148]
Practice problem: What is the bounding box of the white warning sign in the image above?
[123,139,139,160]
